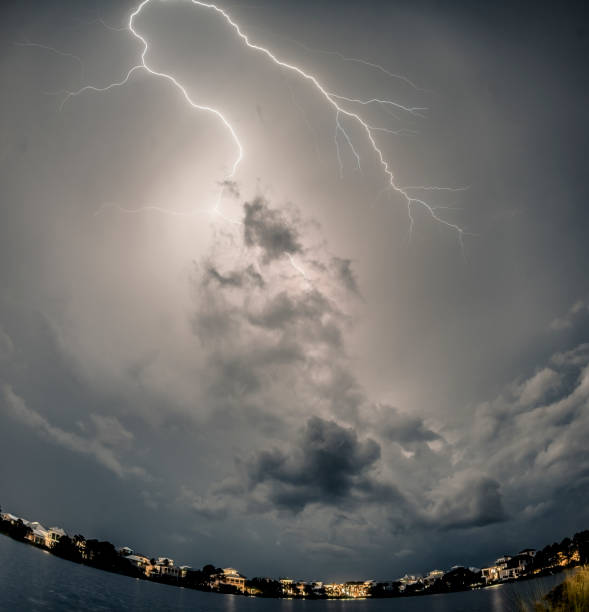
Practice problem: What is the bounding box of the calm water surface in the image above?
[0,535,566,612]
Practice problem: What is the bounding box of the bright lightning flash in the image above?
[61,0,468,249]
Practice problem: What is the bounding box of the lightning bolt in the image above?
[60,0,468,249]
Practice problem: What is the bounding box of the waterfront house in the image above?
[481,565,500,583]
[124,554,150,573]
[279,578,295,596]
[157,564,180,579]
[397,574,422,592]
[213,568,246,592]
[424,569,444,586]
[46,527,66,549]
[179,565,192,579]
[26,522,48,547]
[344,580,374,598]
[518,549,537,558]
[146,557,180,579]
[1,512,21,524]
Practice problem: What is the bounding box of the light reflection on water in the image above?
[0,535,566,612]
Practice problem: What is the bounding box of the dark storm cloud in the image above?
[243,197,302,262]
[447,336,589,539]
[247,416,382,512]
[427,475,507,530]
[188,200,507,536]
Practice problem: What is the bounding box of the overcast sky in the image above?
[1,0,589,581]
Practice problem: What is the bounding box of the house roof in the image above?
[48,527,66,535]
[126,555,149,563]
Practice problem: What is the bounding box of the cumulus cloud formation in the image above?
[181,201,513,537]
[185,200,589,547]
[3,184,587,577]
[458,343,589,528]
[426,473,507,530]
[247,416,383,512]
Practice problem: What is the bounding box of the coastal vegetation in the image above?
[527,566,589,612]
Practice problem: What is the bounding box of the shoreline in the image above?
[1,509,584,602]
[0,534,570,607]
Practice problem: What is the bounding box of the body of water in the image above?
[0,535,566,612]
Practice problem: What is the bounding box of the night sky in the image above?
[1,0,589,581]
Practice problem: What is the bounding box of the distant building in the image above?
[482,552,533,583]
[213,568,246,592]
[397,574,422,592]
[279,578,295,596]
[481,565,500,583]
[179,565,192,579]
[157,564,180,579]
[1,512,21,524]
[518,549,537,558]
[324,580,374,598]
[399,574,421,585]
[22,522,65,549]
[119,546,133,556]
[125,554,150,573]
[146,557,180,579]
[26,522,48,547]
[46,527,66,548]
[344,581,374,598]
[323,583,342,597]
[424,569,444,586]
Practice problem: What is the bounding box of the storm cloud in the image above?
[247,416,382,512]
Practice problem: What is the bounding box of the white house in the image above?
[213,568,246,592]
[424,569,445,585]
[1,512,21,524]
[125,554,150,572]
[481,565,500,583]
[26,522,49,546]
[179,566,192,579]
[146,557,180,579]
[46,527,66,548]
